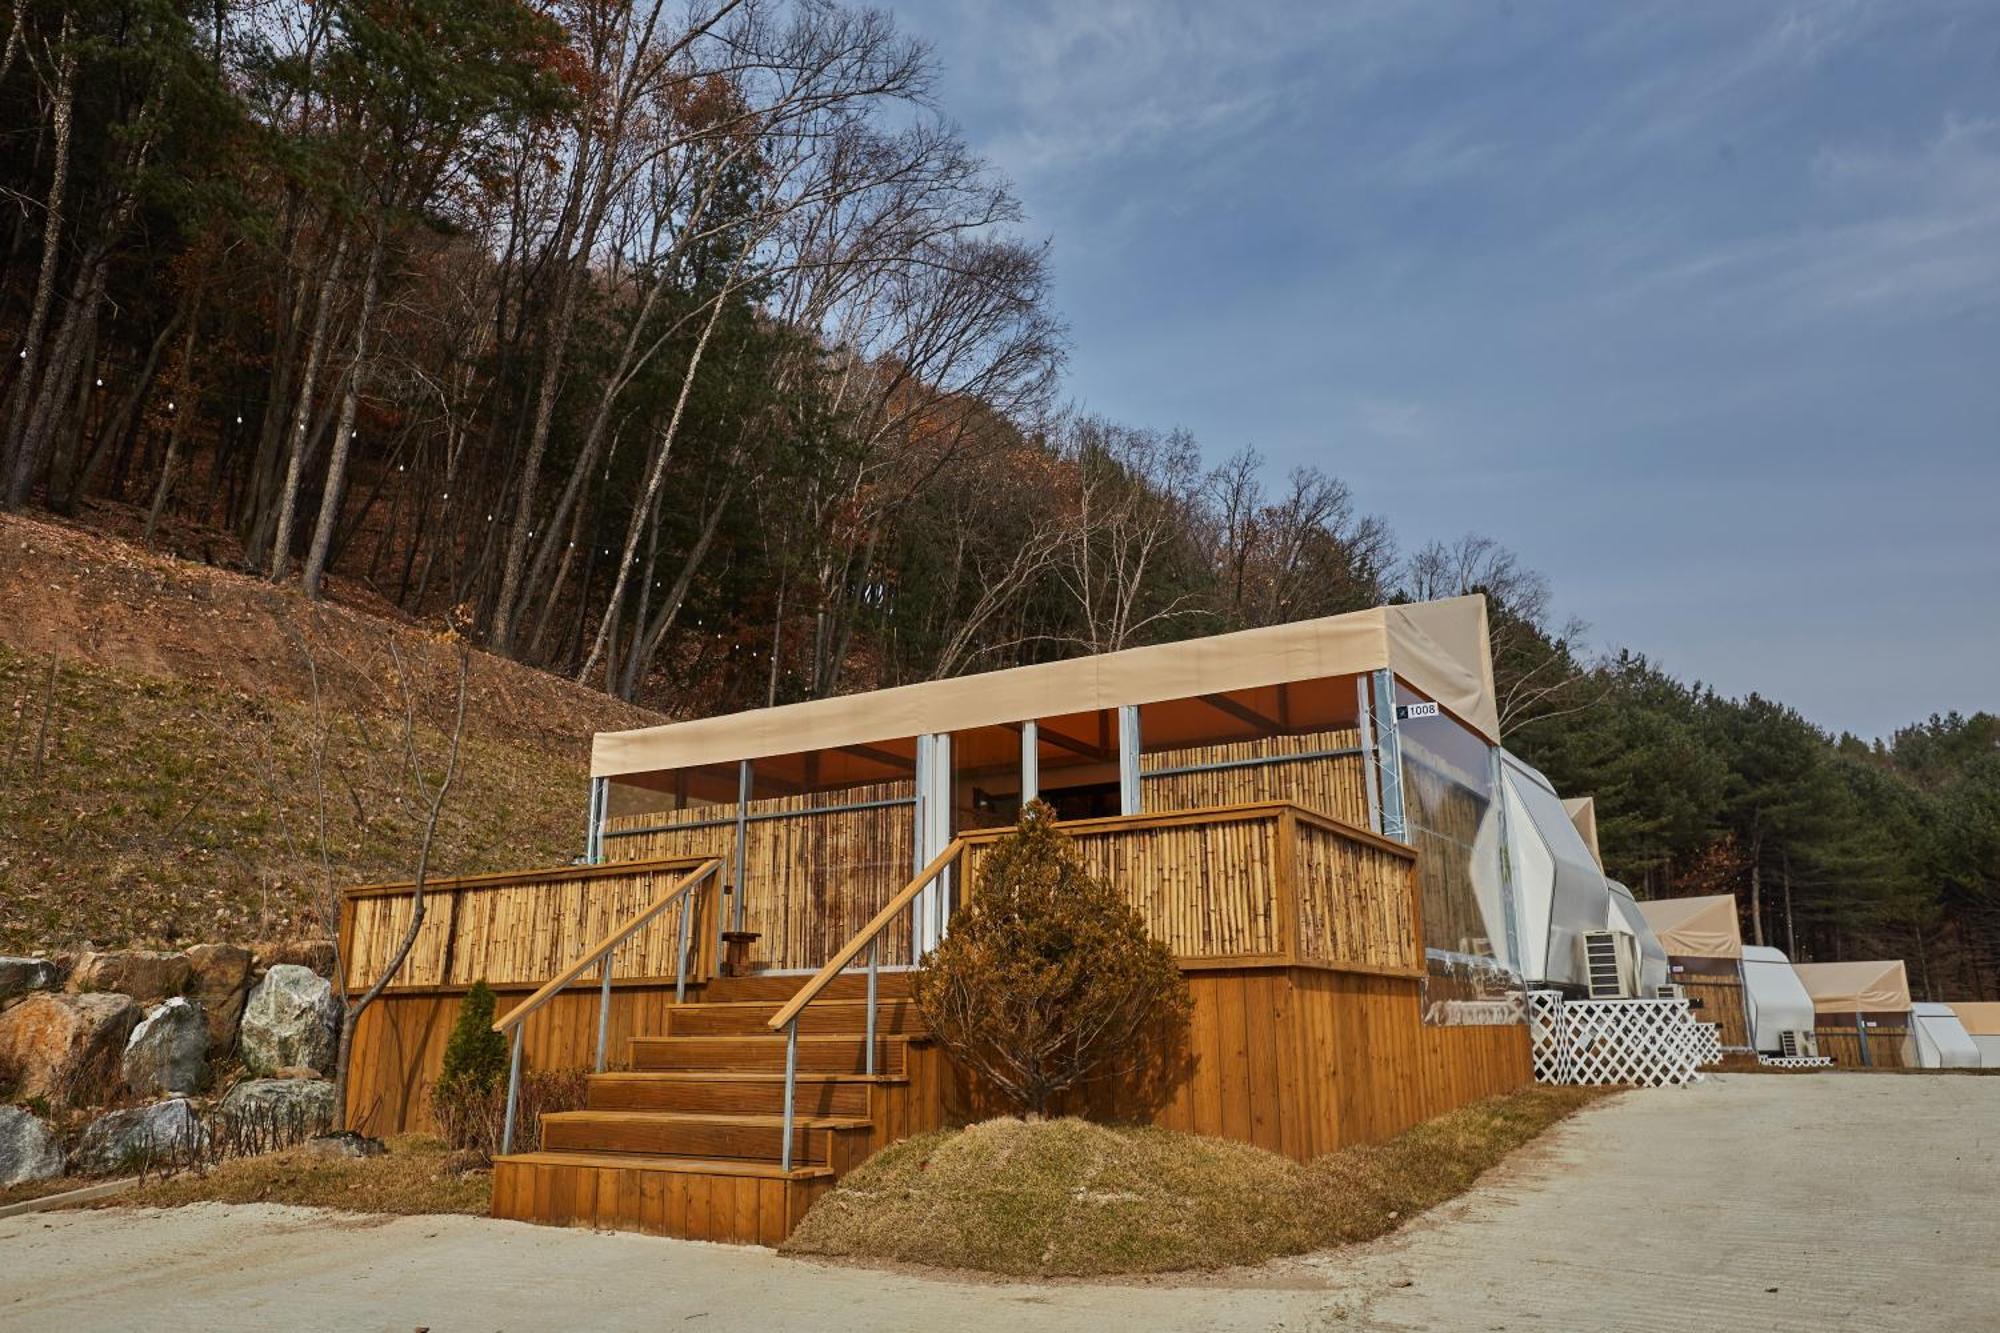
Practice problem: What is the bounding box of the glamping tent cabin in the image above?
[1906,1003,1981,1069]
[342,595,1538,1243]
[1741,945,1818,1057]
[1792,961,1914,1068]
[1493,755,1628,995]
[1605,880,1671,998]
[1634,895,1750,1049]
[1949,1003,2000,1068]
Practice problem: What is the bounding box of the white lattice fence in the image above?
[1528,991,1704,1087]
[1758,1053,1834,1069]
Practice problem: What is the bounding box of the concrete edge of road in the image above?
[0,1178,136,1220]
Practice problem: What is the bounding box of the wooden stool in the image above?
[720,930,760,978]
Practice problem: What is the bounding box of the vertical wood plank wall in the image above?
[1813,1019,1911,1069]
[1675,968,1750,1048]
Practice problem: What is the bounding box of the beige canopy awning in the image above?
[592,595,1498,779]
[1634,894,1743,960]
[1949,1002,2000,1036]
[1562,796,1602,871]
[1793,961,1912,1015]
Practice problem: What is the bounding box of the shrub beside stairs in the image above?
[490,972,939,1245]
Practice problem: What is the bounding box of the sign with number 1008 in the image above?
[1395,701,1440,722]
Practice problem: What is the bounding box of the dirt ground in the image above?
[3,1073,1995,1331]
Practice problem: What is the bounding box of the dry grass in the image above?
[0,1177,94,1208]
[784,1085,1606,1277]
[107,1135,490,1216]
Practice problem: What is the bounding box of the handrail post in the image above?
[595,952,613,1074]
[501,1024,524,1155]
[781,1019,799,1172]
[675,871,695,1004]
[865,938,878,1076]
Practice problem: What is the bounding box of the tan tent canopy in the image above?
[1634,894,1743,960]
[592,596,1498,779]
[1950,1002,2000,1036]
[1793,961,1912,1015]
[1563,797,1602,871]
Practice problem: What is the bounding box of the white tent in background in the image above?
[1741,945,1815,1054]
[1907,1003,1981,1068]
[1605,880,1671,997]
[1949,1003,2000,1068]
[1495,753,1612,989]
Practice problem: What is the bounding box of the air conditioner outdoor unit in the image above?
[1780,1029,1819,1060]
[1655,984,1686,1001]
[1578,931,1634,999]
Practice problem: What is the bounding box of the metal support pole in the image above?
[780,1021,799,1172]
[1370,670,1406,842]
[1356,677,1381,834]
[1020,721,1039,804]
[865,938,878,1076]
[595,954,613,1073]
[675,878,694,1004]
[500,1025,524,1155]
[1117,705,1142,816]
[1487,746,1524,978]
[585,777,607,864]
[1856,1012,1873,1067]
[732,761,752,933]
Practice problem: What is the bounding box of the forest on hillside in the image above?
[0,0,1993,999]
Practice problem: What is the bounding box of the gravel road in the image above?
[3,1073,1994,1331]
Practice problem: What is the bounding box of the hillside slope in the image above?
[0,513,663,954]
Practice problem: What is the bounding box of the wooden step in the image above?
[666,997,926,1037]
[586,1072,878,1117]
[700,971,916,1004]
[541,1110,869,1165]
[630,1034,905,1075]
[492,1151,832,1245]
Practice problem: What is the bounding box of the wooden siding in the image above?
[490,1157,829,1246]
[1814,1019,1911,1069]
[1677,968,1750,1049]
[1143,728,1370,827]
[340,859,714,993]
[600,782,915,971]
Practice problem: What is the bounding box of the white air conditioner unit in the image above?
[1780,1029,1819,1060]
[1655,984,1686,1001]
[1578,931,1636,999]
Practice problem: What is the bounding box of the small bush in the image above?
[437,980,509,1097]
[913,802,1191,1117]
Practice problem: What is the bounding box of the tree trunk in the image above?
[302,226,385,600]
[269,231,350,580]
[1748,834,1765,948]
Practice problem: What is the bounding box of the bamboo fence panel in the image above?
[342,863,709,992]
[600,781,916,971]
[1142,729,1369,826]
[1291,821,1419,972]
[961,813,1283,960]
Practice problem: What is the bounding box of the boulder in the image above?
[69,951,192,1006]
[0,1105,64,1186]
[185,944,255,1057]
[240,966,340,1076]
[0,957,65,1006]
[72,1098,208,1176]
[305,1130,384,1159]
[217,1076,337,1131]
[122,997,210,1096]
[0,991,141,1105]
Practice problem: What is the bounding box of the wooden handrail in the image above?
[493,858,724,1034]
[766,841,965,1033]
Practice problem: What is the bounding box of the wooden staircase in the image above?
[491,972,940,1245]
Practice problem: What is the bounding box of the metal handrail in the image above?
[492,857,723,1155]
[766,840,965,1171]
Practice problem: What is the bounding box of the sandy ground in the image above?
[3,1073,1995,1331]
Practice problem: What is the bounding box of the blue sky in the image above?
[882,1,2000,740]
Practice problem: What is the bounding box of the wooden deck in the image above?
[345,801,1532,1245]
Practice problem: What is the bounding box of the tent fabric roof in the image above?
[1499,754,1608,987]
[592,595,1498,778]
[1562,797,1602,871]
[1634,894,1743,960]
[1793,960,1912,1014]
[1950,1002,2000,1036]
